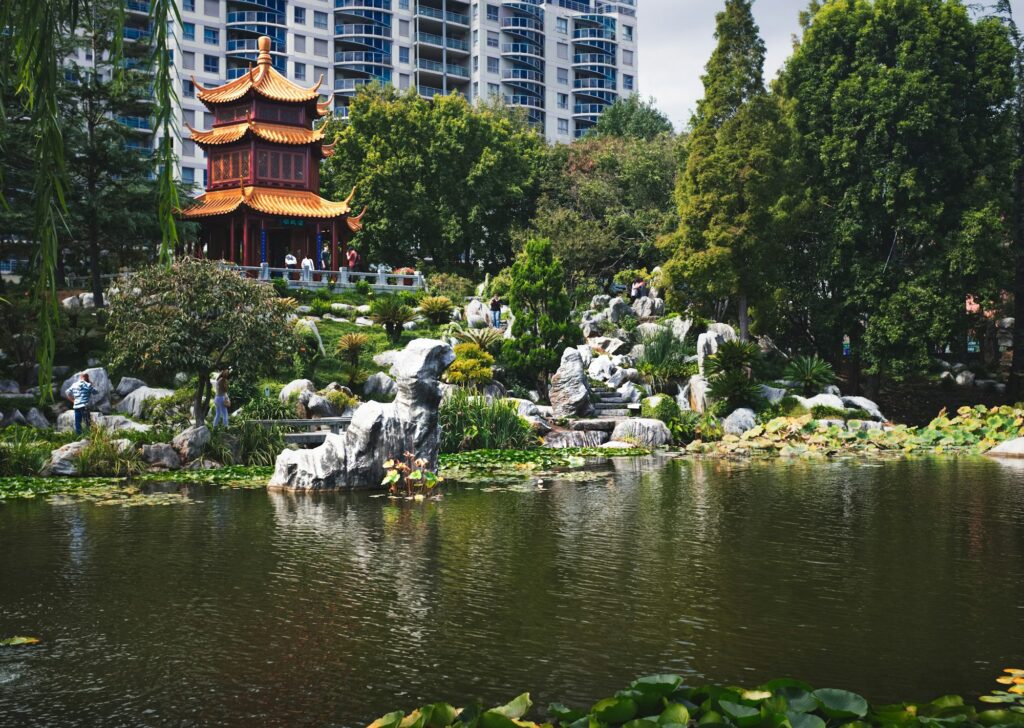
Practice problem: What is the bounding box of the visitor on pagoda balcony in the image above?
[300,254,314,283]
[347,247,361,278]
[284,251,298,280]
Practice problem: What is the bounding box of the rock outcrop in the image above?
[987,438,1024,459]
[270,339,455,491]
[56,411,151,433]
[610,418,672,447]
[632,296,665,319]
[723,408,757,436]
[364,372,397,400]
[464,299,490,329]
[173,425,211,462]
[114,377,147,398]
[142,443,182,470]
[115,386,174,418]
[549,348,594,419]
[60,367,113,413]
[279,379,316,403]
[41,440,91,476]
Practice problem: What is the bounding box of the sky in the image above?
[637,0,1024,131]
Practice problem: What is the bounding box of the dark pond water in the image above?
[2,456,1024,727]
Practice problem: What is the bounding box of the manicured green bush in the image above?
[636,328,695,389]
[428,272,475,302]
[675,410,724,443]
[445,344,495,388]
[439,388,535,453]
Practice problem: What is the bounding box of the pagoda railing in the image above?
[222,264,427,292]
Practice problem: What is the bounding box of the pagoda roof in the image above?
[187,121,331,153]
[195,36,325,108]
[178,186,360,223]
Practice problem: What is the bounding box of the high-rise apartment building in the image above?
[123,0,638,187]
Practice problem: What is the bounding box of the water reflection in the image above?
[1,457,1023,727]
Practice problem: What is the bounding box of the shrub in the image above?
[419,295,455,326]
[141,386,196,429]
[309,298,334,318]
[120,427,178,447]
[439,388,536,453]
[371,295,416,343]
[446,343,495,388]
[74,427,143,477]
[486,267,513,299]
[785,354,836,396]
[675,410,724,443]
[271,277,290,298]
[354,279,372,297]
[428,272,475,301]
[707,369,764,411]
[451,324,504,354]
[641,394,681,424]
[0,428,52,476]
[757,395,809,423]
[291,323,324,380]
[236,422,286,466]
[636,328,695,389]
[322,388,359,412]
[335,333,370,368]
[235,394,293,421]
[704,340,760,379]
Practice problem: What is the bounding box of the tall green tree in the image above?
[777,0,1014,390]
[590,94,675,141]
[320,86,543,270]
[664,0,785,340]
[500,238,580,391]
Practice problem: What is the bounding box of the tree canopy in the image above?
[589,94,675,141]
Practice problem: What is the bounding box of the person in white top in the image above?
[284,251,297,281]
[300,254,314,283]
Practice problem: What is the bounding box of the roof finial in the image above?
[257,36,272,67]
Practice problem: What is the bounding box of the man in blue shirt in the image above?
[66,373,94,435]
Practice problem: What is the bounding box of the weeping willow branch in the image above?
[150,0,181,265]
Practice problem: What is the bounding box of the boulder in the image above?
[56,411,151,433]
[610,418,672,447]
[141,443,182,471]
[61,294,82,311]
[607,298,634,323]
[617,382,644,403]
[588,355,616,382]
[607,367,640,388]
[481,381,507,401]
[356,304,372,315]
[723,408,757,436]
[601,440,638,450]
[295,318,326,356]
[115,386,174,419]
[373,350,402,368]
[663,316,692,344]
[635,322,667,340]
[758,385,787,405]
[41,440,91,476]
[25,408,50,430]
[2,409,27,428]
[364,372,397,400]
[549,348,594,419]
[543,431,609,449]
[279,379,316,404]
[464,299,490,329]
[841,396,885,422]
[706,322,737,341]
[403,320,419,331]
[184,458,223,471]
[306,394,343,418]
[570,418,623,432]
[587,336,613,352]
[270,339,455,490]
[354,317,375,327]
[824,385,842,397]
[799,393,846,411]
[986,438,1024,459]
[79,292,96,309]
[576,345,594,368]
[680,374,711,414]
[331,302,354,312]
[296,305,313,314]
[506,398,541,419]
[632,296,665,319]
[114,376,147,398]
[605,338,632,357]
[172,425,211,462]
[590,294,611,310]
[60,367,113,413]
[0,379,19,394]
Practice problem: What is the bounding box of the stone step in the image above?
[594,408,631,418]
[570,418,625,432]
[594,401,629,410]
[543,430,610,449]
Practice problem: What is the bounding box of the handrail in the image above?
[221,263,427,291]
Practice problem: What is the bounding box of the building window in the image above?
[203,26,218,45]
[488,82,499,96]
[623,49,633,66]
[473,55,479,72]
[203,54,219,74]
[623,74,634,91]
[183,80,196,98]
[215,104,248,123]
[203,0,218,17]
[182,140,196,157]
[399,46,409,64]
[557,92,568,109]
[314,66,327,82]
[294,6,305,24]
[182,51,195,70]
[314,11,328,30]
[182,0,195,11]
[623,25,633,41]
[473,29,479,46]
[486,4,499,21]
[486,56,499,74]
[556,17,568,34]
[557,67,568,85]
[181,167,195,184]
[399,73,410,89]
[256,149,306,185]
[210,150,251,185]
[557,42,568,60]
[399,0,409,8]
[399,19,409,37]
[294,34,306,53]
[558,118,569,135]
[183,109,196,125]
[487,31,498,48]
[314,38,328,57]
[182,22,195,41]
[295,62,306,80]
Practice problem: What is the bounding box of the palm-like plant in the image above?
[335,333,370,368]
[371,296,415,343]
[450,324,504,354]
[704,340,760,379]
[419,295,455,326]
[784,355,836,396]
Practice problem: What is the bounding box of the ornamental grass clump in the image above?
[0,427,54,477]
[74,427,143,477]
[636,328,695,390]
[439,388,536,453]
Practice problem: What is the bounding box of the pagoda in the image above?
[178,36,363,270]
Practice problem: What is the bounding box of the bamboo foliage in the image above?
[149,0,180,265]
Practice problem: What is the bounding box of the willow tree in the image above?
[0,0,179,392]
[664,0,785,341]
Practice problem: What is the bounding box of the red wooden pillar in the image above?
[229,218,236,263]
[331,219,338,271]
[242,212,250,269]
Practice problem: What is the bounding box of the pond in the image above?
[1,456,1023,727]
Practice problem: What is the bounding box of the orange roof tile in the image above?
[187,121,327,147]
[178,186,355,220]
[347,207,367,232]
[195,36,324,106]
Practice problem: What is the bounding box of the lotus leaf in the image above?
[659,703,690,725]
[785,711,825,728]
[592,696,638,724]
[812,689,868,719]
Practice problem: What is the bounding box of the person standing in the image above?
[284,250,298,281]
[212,371,231,429]
[66,372,94,435]
[490,294,503,329]
[300,253,314,284]
[346,247,361,273]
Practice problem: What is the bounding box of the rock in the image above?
[2,409,27,428]
[363,372,397,400]
[79,292,96,309]
[607,367,640,388]
[723,408,757,436]
[403,320,419,331]
[680,374,711,413]
[506,398,541,419]
[464,299,490,329]
[601,440,637,450]
[295,318,326,355]
[0,379,19,394]
[41,440,91,476]
[824,385,842,397]
[141,443,181,470]
[610,418,672,447]
[60,367,113,413]
[841,396,885,421]
[481,381,507,400]
[296,305,313,314]
[306,394,343,418]
[799,393,846,411]
[56,411,151,433]
[543,431,609,449]
[951,363,968,374]
[354,316,375,327]
[617,382,644,403]
[174,372,190,387]
[185,458,223,471]
[635,322,667,340]
[588,355,616,382]
[663,316,692,344]
[986,438,1024,459]
[605,338,632,356]
[707,322,737,341]
[759,385,787,405]
[270,339,455,490]
[956,371,976,388]
[570,418,623,432]
[607,298,634,323]
[279,379,316,404]
[591,294,611,310]
[976,379,999,393]
[115,386,174,419]
[549,348,594,419]
[575,345,593,368]
[172,425,211,462]
[114,376,147,398]
[356,304,372,314]
[25,408,50,430]
[632,296,665,319]
[939,371,955,386]
[848,420,883,432]
[526,416,552,435]
[331,302,354,312]
[373,350,402,368]
[61,294,82,311]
